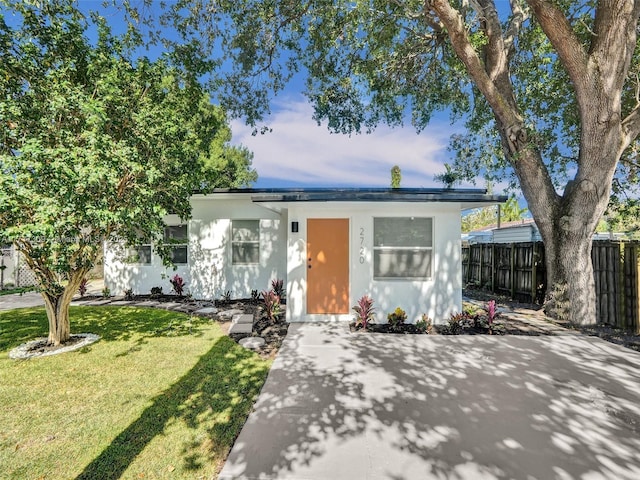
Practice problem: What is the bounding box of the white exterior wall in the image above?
[285,201,462,325]
[104,194,287,299]
[1,245,15,287]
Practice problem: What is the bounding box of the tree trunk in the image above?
[42,271,87,346]
[43,292,72,346]
[541,226,596,325]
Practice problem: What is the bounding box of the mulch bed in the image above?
[229,314,289,360]
[464,288,640,351]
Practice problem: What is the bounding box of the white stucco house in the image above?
[104,188,506,324]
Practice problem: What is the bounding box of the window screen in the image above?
[164,224,188,264]
[126,245,152,265]
[373,217,433,279]
[232,220,260,264]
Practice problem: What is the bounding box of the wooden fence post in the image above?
[479,244,484,287]
[510,243,516,299]
[531,243,537,304]
[635,244,640,334]
[491,243,496,293]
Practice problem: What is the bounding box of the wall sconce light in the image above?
[291,221,299,233]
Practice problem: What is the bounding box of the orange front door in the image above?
[307,218,350,314]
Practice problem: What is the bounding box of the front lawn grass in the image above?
[0,306,270,479]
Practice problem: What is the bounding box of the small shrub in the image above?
[486,299,499,335]
[250,289,260,304]
[101,287,111,298]
[123,288,134,301]
[261,290,281,322]
[150,286,163,297]
[353,295,375,330]
[387,307,407,328]
[222,290,232,302]
[448,312,473,335]
[271,279,285,299]
[416,314,432,334]
[78,278,88,297]
[169,274,186,296]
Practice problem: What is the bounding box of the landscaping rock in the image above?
[233,314,254,324]
[219,308,244,319]
[157,302,183,310]
[195,307,218,315]
[9,333,101,359]
[229,322,253,334]
[135,301,162,307]
[239,337,265,349]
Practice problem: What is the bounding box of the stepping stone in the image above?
[195,307,218,315]
[219,308,244,319]
[82,300,113,306]
[229,322,253,334]
[232,314,254,324]
[158,302,183,310]
[135,301,161,307]
[109,300,135,306]
[239,337,265,349]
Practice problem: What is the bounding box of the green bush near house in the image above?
[0,306,270,479]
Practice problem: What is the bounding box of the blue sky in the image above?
[79,1,485,191]
[232,97,468,189]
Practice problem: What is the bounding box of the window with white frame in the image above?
[164,224,188,264]
[232,220,260,264]
[125,244,152,265]
[373,217,433,279]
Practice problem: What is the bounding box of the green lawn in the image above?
[0,306,271,479]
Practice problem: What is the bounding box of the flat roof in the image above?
[203,187,507,204]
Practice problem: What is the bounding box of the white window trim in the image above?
[373,217,434,280]
[231,219,261,265]
[125,244,153,265]
[163,224,188,265]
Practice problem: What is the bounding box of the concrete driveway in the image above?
[219,323,640,480]
[0,291,44,310]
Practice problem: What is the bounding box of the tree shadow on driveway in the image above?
[221,324,640,479]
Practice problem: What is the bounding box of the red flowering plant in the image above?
[353,295,376,330]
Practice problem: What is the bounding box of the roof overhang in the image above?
[198,188,508,209]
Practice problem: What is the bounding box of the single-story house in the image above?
[104,188,506,324]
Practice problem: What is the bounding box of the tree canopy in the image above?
[0,0,255,344]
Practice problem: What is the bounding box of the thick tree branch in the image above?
[504,0,528,60]
[526,0,590,94]
[590,1,640,94]
[621,104,640,152]
[429,0,518,128]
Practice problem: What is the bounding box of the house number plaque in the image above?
[359,227,365,264]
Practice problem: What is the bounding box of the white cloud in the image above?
[230,97,464,188]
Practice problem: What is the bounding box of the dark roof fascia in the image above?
[253,190,507,204]
[193,188,507,204]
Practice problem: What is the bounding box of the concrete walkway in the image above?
[219,323,640,480]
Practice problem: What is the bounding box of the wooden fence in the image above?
[462,241,640,330]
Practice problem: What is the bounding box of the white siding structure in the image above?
[104,188,505,324]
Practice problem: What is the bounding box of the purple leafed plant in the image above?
[486,300,498,334]
[78,278,88,297]
[353,295,375,330]
[271,278,285,298]
[262,290,281,322]
[170,274,186,296]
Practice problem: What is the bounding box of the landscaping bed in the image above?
[465,288,640,351]
[76,290,289,359]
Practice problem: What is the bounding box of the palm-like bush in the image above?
[353,295,375,330]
